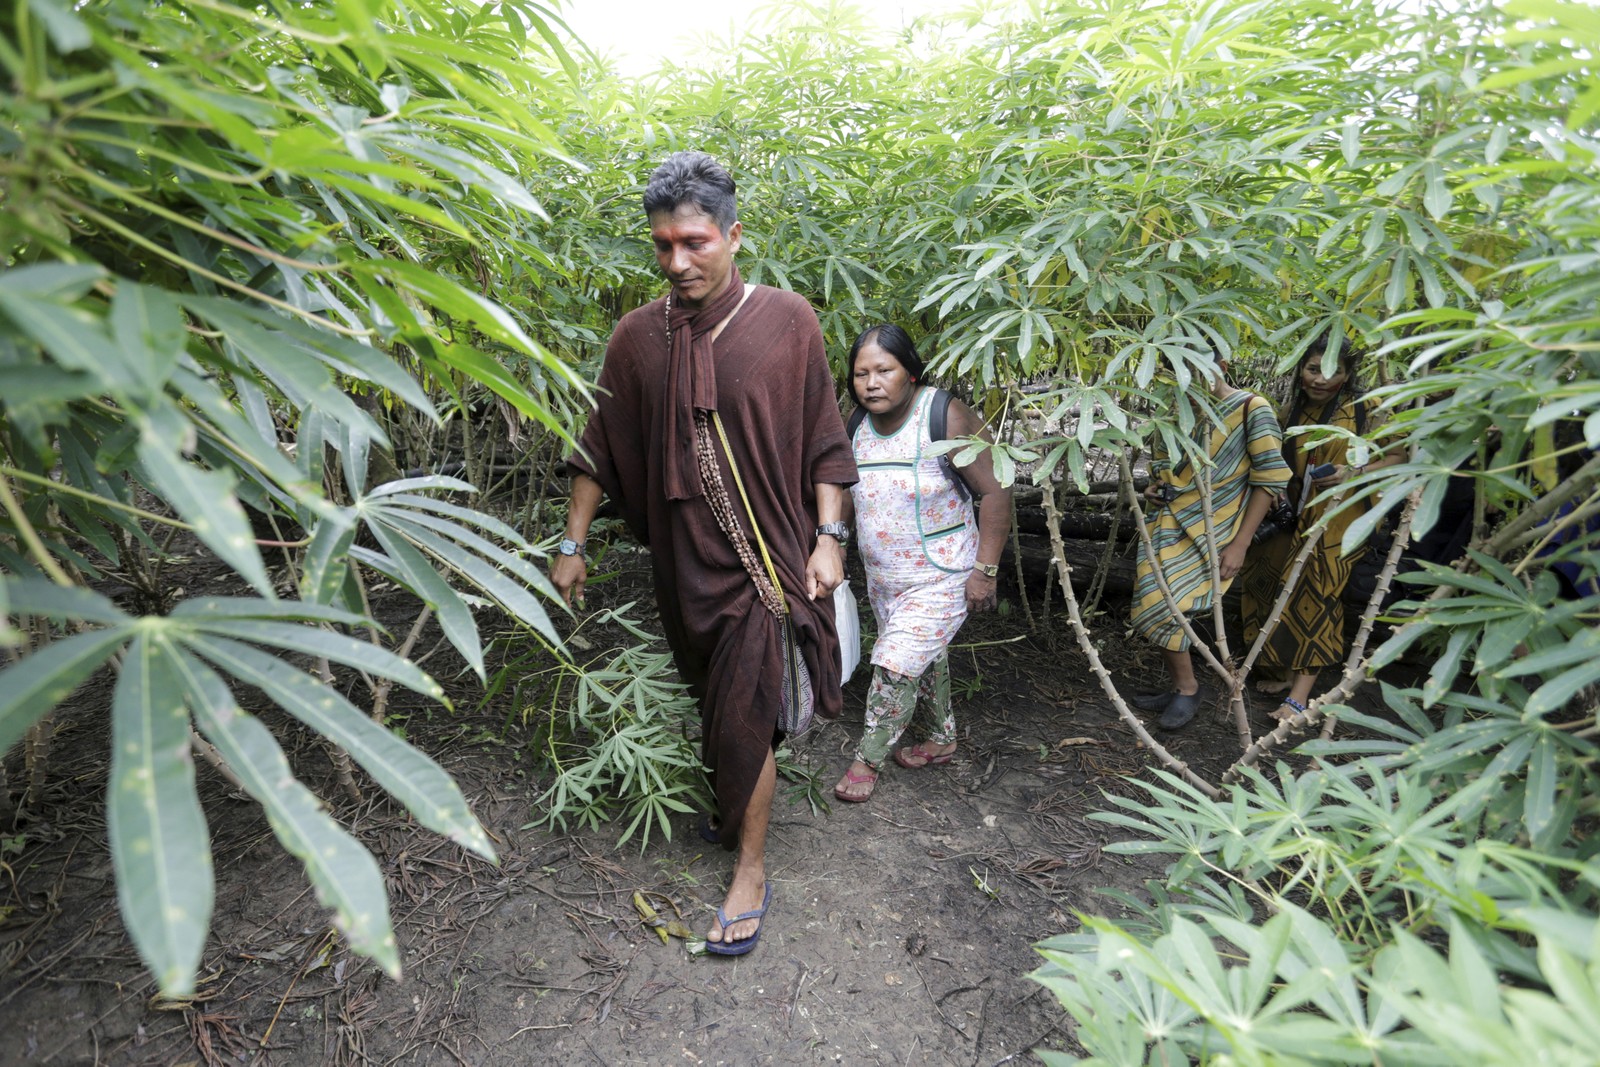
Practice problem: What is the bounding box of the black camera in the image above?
[1252,496,1297,543]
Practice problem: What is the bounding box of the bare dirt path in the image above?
[2,551,1293,1066]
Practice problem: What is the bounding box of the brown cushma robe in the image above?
[568,285,858,848]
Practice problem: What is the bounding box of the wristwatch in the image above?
[815,521,850,546]
[557,537,585,557]
[973,562,1000,578]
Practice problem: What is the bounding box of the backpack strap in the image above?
[928,388,974,501]
[929,387,952,442]
[848,387,951,441]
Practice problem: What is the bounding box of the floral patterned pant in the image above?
[855,654,955,768]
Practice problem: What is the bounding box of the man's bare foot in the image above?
[833,760,878,802]
[894,740,956,769]
[707,865,769,947]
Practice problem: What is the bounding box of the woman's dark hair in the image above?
[1281,332,1364,470]
[1284,331,1362,426]
[642,151,737,234]
[844,321,934,404]
[847,323,927,405]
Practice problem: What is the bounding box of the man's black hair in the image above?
[643,151,738,234]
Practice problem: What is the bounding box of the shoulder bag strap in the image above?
[682,284,790,618]
[709,409,789,617]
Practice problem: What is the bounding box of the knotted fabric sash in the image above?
[663,266,747,501]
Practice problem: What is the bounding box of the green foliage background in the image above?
[2,0,1598,1059]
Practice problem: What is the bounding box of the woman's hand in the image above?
[965,570,998,613]
[1311,464,1357,490]
[1142,481,1167,503]
[1217,538,1249,580]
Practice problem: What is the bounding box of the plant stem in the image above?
[0,476,74,586]
[0,466,193,529]
[1043,480,1220,797]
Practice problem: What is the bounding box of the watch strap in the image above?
[816,521,849,544]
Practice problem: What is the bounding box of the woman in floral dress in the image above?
[832,325,1011,802]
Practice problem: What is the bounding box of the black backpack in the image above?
[846,387,973,500]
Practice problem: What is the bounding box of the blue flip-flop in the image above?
[697,813,721,845]
[704,882,772,956]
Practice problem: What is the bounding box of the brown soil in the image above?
[0,545,1331,1066]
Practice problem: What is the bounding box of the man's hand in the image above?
[806,538,845,600]
[965,571,998,614]
[550,551,588,607]
[1218,538,1248,580]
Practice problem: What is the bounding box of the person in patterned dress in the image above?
[832,325,1011,803]
[1128,359,1292,729]
[1240,336,1401,722]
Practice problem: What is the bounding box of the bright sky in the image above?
[559,0,975,75]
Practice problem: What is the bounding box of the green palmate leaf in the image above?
[170,597,372,628]
[0,262,105,301]
[3,575,129,625]
[170,367,314,499]
[366,475,477,498]
[1524,733,1558,843]
[1498,627,1600,678]
[373,507,545,590]
[422,343,578,441]
[377,512,560,642]
[183,636,493,861]
[0,292,110,374]
[106,634,213,995]
[300,512,358,606]
[359,260,545,358]
[0,628,129,753]
[362,525,484,680]
[0,363,98,408]
[107,283,185,402]
[27,0,91,51]
[171,651,399,977]
[0,579,11,646]
[183,297,437,419]
[216,326,382,444]
[375,493,532,549]
[179,619,443,701]
[135,421,272,598]
[1524,660,1600,719]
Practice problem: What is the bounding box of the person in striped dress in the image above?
[1129,362,1291,729]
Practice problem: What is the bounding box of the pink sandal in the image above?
[833,765,878,803]
[894,742,955,769]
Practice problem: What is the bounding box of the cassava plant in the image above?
[0,0,590,994]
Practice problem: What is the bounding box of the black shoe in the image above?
[1157,687,1212,730]
[1131,690,1176,712]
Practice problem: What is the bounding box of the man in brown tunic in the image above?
[549,152,857,953]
